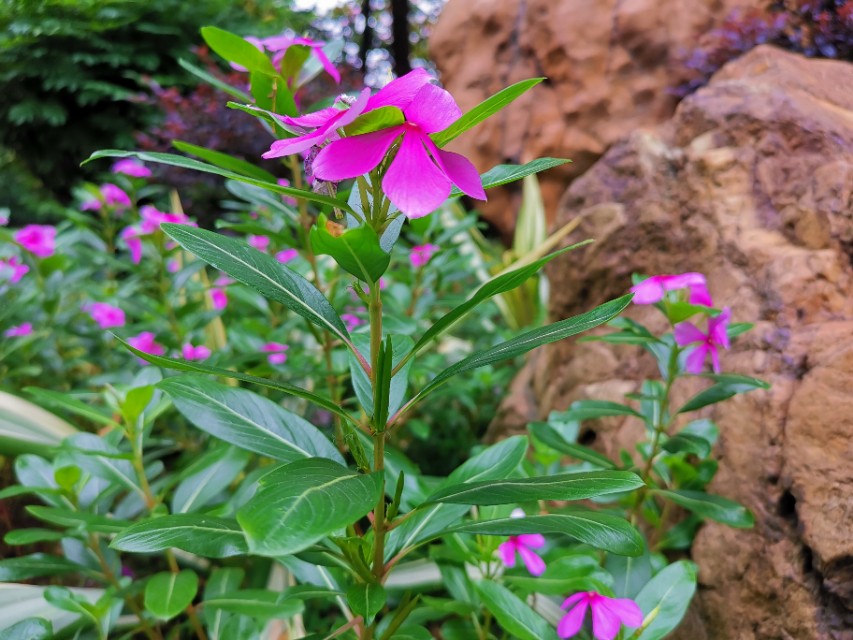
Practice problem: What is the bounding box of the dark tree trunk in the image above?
[358,0,373,71]
[390,0,411,76]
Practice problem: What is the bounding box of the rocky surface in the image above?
[488,46,853,639]
[429,0,754,238]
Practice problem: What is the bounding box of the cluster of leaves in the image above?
[677,0,853,95]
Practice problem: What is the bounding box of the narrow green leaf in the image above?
[4,528,66,545]
[112,515,248,558]
[432,78,544,148]
[0,618,53,640]
[677,374,769,413]
[173,141,278,183]
[144,570,199,621]
[451,512,644,556]
[349,334,412,419]
[26,506,131,534]
[633,561,697,640]
[529,422,617,469]
[178,58,252,102]
[172,446,251,514]
[310,215,390,282]
[0,554,81,581]
[346,583,386,624]
[553,400,641,422]
[506,555,605,595]
[201,26,277,75]
[202,589,304,620]
[474,581,559,640]
[344,106,404,137]
[159,377,343,464]
[203,568,245,637]
[237,458,382,556]
[59,433,142,498]
[661,434,711,458]
[655,490,754,528]
[24,387,115,427]
[451,158,571,197]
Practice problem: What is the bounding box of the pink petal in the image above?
[516,533,545,549]
[403,83,461,133]
[673,322,706,347]
[688,282,714,307]
[590,600,622,640]
[382,131,451,218]
[497,541,517,568]
[684,344,709,374]
[313,126,404,181]
[312,47,340,83]
[599,598,644,628]
[557,601,588,639]
[630,277,667,304]
[562,593,588,610]
[708,307,731,348]
[284,106,342,128]
[662,272,705,290]
[435,148,487,200]
[366,68,433,111]
[263,129,328,158]
[517,545,546,576]
[709,344,721,373]
[332,88,372,129]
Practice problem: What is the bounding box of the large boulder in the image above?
[490,46,853,638]
[429,0,754,237]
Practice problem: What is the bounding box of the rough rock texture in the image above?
[429,0,755,238]
[489,46,853,639]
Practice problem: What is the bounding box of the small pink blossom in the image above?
[630,273,713,307]
[4,323,33,338]
[261,342,289,365]
[182,343,211,361]
[112,159,152,178]
[558,592,643,640]
[214,276,234,287]
[498,534,546,576]
[248,235,270,252]
[234,34,340,83]
[674,307,731,374]
[341,311,365,332]
[278,179,297,206]
[409,244,439,268]
[85,302,126,329]
[167,259,180,273]
[120,206,195,264]
[276,248,298,263]
[0,256,29,284]
[0,213,8,226]
[127,332,165,358]
[81,184,132,212]
[209,288,228,311]
[14,225,56,259]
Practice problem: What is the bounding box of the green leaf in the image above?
[202,590,304,621]
[349,335,412,420]
[26,506,131,534]
[677,374,769,413]
[529,422,616,469]
[553,400,641,422]
[506,555,604,595]
[661,434,711,458]
[655,490,754,528]
[432,78,544,148]
[84,150,350,211]
[0,618,53,640]
[173,141,278,183]
[115,339,355,426]
[0,391,77,457]
[390,627,432,640]
[203,568,245,636]
[425,470,643,505]
[280,44,311,81]
[0,554,80,581]
[172,446,251,514]
[24,387,114,427]
[401,295,631,413]
[344,106,404,137]
[43,586,96,621]
[59,433,142,499]
[408,241,592,361]
[474,581,559,640]
[144,570,199,621]
[3,529,65,546]
[346,583,386,624]
[201,26,277,76]
[237,459,382,556]
[159,377,343,465]
[178,58,252,102]
[633,561,697,640]
[450,158,571,198]
[310,215,390,282]
[111,515,248,558]
[449,512,644,556]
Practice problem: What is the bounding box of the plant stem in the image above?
[369,282,388,585]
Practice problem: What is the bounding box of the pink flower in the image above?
[86,302,126,329]
[261,342,289,365]
[209,288,228,311]
[0,256,29,284]
[630,273,713,307]
[4,323,33,338]
[674,307,731,374]
[248,235,270,252]
[182,343,211,361]
[409,243,439,268]
[167,259,180,273]
[14,225,56,259]
[313,75,487,218]
[341,312,365,332]
[558,592,643,640]
[120,206,195,264]
[126,332,165,357]
[0,213,8,226]
[278,179,297,206]
[81,184,132,212]
[498,534,547,576]
[112,159,152,178]
[236,34,340,83]
[276,248,298,263]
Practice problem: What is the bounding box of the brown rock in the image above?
[429,0,757,238]
[493,46,853,638]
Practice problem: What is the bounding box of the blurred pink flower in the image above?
[630,273,713,307]
[81,183,132,212]
[498,533,546,576]
[261,342,289,365]
[111,159,152,178]
[209,288,228,310]
[234,34,340,83]
[0,256,29,284]
[409,243,439,268]
[182,343,211,361]
[4,323,33,338]
[341,310,366,332]
[276,248,298,263]
[120,206,195,264]
[277,178,297,206]
[127,332,164,357]
[14,225,56,259]
[86,302,126,329]
[313,77,486,218]
[558,592,643,640]
[167,259,180,273]
[674,307,731,374]
[0,213,8,226]
[248,235,270,252]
